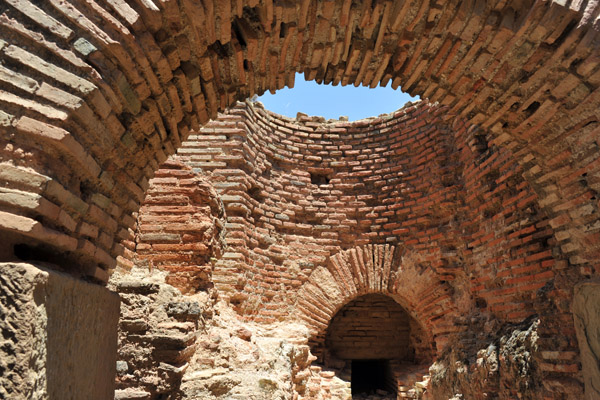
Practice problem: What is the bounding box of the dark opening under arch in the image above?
[321,293,431,397]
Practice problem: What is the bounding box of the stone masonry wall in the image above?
[109,265,322,400]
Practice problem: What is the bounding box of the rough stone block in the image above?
[0,262,120,400]
[573,281,600,400]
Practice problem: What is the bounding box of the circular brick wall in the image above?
[1,1,599,396]
[137,100,564,360]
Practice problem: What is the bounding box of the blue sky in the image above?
[257,73,418,121]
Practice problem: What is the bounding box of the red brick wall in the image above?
[169,100,559,324]
[123,159,226,294]
[325,294,411,361]
[456,119,558,323]
[136,100,563,344]
[133,99,575,386]
[182,101,463,320]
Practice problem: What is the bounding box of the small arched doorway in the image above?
[321,293,432,398]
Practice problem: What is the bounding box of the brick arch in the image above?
[295,244,457,355]
[1,0,600,285]
[0,2,597,398]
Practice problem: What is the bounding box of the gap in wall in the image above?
[257,73,418,121]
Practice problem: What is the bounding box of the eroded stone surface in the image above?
[428,317,543,400]
[110,266,212,399]
[573,282,600,400]
[0,262,119,400]
[109,265,320,400]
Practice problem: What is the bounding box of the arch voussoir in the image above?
[297,244,457,355]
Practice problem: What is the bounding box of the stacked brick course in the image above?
[129,100,580,396]
[1,0,599,290]
[179,101,461,323]
[325,294,412,361]
[163,101,557,325]
[1,0,600,398]
[123,158,226,293]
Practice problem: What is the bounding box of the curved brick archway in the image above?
[296,244,455,355]
[1,0,599,282]
[1,1,600,397]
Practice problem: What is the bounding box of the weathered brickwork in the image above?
[171,103,558,315]
[325,294,413,361]
[127,100,580,397]
[0,0,599,285]
[1,0,600,398]
[123,158,226,293]
[180,101,461,322]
